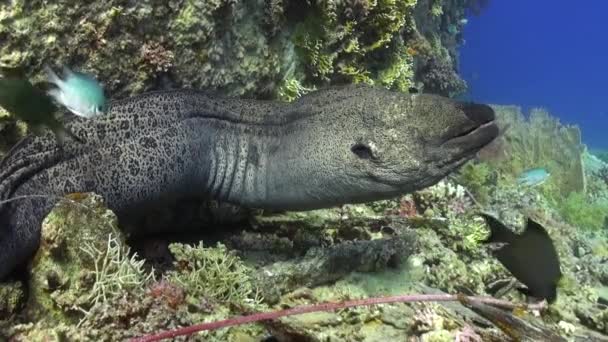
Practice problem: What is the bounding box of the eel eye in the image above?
[351,143,374,160]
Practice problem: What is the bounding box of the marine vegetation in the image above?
[558,191,607,231]
[24,193,154,325]
[478,105,586,197]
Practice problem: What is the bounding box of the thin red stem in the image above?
[129,294,546,342]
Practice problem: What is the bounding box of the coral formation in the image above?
[472,104,608,233]
[413,179,475,218]
[166,242,262,306]
[0,0,284,98]
[25,193,154,325]
[0,0,470,103]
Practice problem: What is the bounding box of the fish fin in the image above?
[478,212,517,244]
[523,218,562,272]
[61,65,75,78]
[523,218,552,239]
[44,64,63,86]
[65,105,88,118]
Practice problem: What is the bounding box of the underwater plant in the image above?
[558,192,608,231]
[481,106,585,197]
[454,162,493,204]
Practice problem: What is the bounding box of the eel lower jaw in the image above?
[427,120,499,172]
[443,120,499,151]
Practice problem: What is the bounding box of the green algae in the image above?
[558,191,608,231]
[454,162,493,204]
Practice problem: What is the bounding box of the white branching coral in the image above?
[77,233,154,321]
[415,179,473,218]
[167,242,262,306]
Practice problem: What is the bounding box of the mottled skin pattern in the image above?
[0,84,498,279]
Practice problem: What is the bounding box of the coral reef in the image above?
[3,195,268,341]
[0,0,284,98]
[0,0,470,102]
[413,179,475,218]
[411,0,472,96]
[472,105,608,233]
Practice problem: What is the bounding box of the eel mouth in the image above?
[428,120,499,173]
[445,120,500,150]
[438,101,499,150]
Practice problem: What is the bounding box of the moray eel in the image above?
[0,84,498,279]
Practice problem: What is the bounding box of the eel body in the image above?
[0,84,498,278]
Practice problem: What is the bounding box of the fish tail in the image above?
[43,64,63,87]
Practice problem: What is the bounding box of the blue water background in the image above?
[459,0,608,150]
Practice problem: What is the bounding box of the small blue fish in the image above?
[45,65,106,119]
[517,168,550,187]
[447,24,458,35]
